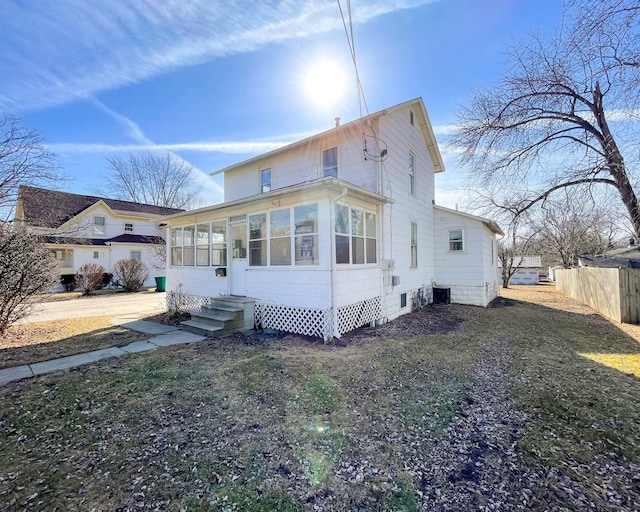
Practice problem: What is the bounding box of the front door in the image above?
[230,219,247,296]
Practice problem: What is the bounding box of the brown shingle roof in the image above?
[18,185,184,228]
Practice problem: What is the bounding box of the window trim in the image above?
[130,250,141,261]
[449,228,465,252]
[124,222,134,233]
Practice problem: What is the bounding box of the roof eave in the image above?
[161,177,393,222]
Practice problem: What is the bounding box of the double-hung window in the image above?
[410,222,418,267]
[211,221,227,266]
[270,209,291,265]
[182,226,195,266]
[409,153,415,195]
[323,147,338,177]
[295,204,318,265]
[93,216,106,235]
[130,251,141,261]
[249,213,267,266]
[171,228,183,265]
[260,168,271,193]
[196,224,210,266]
[449,229,464,251]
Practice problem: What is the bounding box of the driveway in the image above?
[25,291,166,323]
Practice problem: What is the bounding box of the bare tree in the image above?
[0,114,60,221]
[453,0,640,237]
[529,193,620,268]
[0,224,59,334]
[104,153,201,209]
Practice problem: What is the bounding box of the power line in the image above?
[336,0,370,119]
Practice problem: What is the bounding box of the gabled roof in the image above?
[210,97,445,177]
[17,185,184,228]
[433,204,504,236]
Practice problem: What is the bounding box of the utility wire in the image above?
[336,0,370,119]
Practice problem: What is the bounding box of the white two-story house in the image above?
[15,185,183,289]
[162,98,503,340]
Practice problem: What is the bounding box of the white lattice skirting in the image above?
[255,302,332,339]
[173,294,383,341]
[337,297,381,335]
[166,291,212,314]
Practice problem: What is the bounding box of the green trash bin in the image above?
[155,276,166,292]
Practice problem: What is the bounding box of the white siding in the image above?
[434,209,500,307]
[377,108,437,320]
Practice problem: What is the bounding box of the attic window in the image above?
[409,110,414,126]
[323,147,338,177]
[260,168,271,193]
[124,222,134,232]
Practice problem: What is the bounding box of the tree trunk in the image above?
[593,83,640,239]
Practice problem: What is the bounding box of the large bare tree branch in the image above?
[453,0,640,237]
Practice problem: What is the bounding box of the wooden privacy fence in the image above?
[555,267,640,324]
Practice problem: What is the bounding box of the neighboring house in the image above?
[15,185,183,290]
[498,256,543,285]
[162,97,503,340]
[578,242,640,269]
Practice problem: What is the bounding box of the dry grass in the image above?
[0,316,149,369]
[1,285,639,510]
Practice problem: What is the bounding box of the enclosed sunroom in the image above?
[163,177,391,340]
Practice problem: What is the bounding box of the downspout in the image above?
[378,158,386,320]
[330,187,349,340]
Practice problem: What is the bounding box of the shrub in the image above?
[114,258,149,292]
[75,263,106,296]
[0,225,59,335]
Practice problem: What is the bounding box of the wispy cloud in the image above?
[0,0,438,113]
[82,100,231,201]
[48,141,290,155]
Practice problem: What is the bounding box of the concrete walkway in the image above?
[0,320,206,387]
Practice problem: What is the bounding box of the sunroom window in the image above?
[335,204,377,264]
[270,209,291,265]
[294,204,318,265]
[249,213,267,266]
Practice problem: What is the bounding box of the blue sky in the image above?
[1,0,563,207]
